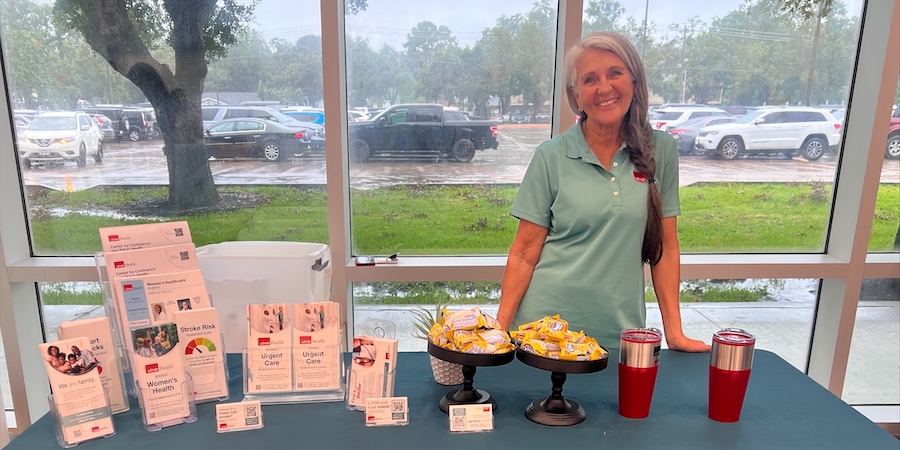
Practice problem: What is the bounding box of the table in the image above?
[10,350,897,449]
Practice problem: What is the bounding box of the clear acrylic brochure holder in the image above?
[48,388,115,448]
[345,319,398,412]
[94,252,137,398]
[185,332,231,404]
[136,372,198,432]
[242,326,346,405]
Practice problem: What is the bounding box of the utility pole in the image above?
[641,0,650,59]
[805,4,823,106]
[679,25,688,103]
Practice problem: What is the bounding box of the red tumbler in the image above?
[708,328,756,422]
[618,328,662,419]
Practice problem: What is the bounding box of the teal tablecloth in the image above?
[9,350,897,449]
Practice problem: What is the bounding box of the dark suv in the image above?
[77,106,156,141]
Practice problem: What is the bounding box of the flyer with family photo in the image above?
[130,324,192,425]
[246,304,292,393]
[41,337,114,445]
[292,302,341,391]
[56,317,128,414]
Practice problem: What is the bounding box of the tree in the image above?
[52,0,257,210]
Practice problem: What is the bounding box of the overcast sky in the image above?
[253,0,865,49]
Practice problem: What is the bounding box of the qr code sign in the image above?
[392,400,404,412]
[174,228,184,237]
[73,430,82,438]
[245,405,258,418]
[453,416,467,429]
[179,251,190,261]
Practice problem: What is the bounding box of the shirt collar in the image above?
[565,124,628,166]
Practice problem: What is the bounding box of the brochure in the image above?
[246,304,292,393]
[104,243,199,348]
[347,336,398,411]
[292,302,341,391]
[130,323,192,425]
[99,221,192,253]
[114,269,210,338]
[172,307,229,402]
[56,317,128,413]
[41,337,114,445]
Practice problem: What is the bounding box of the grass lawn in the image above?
[27,182,898,305]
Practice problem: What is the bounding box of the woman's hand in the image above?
[666,334,711,352]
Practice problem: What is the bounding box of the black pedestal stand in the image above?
[516,347,609,426]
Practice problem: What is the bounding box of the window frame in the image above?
[0,0,897,434]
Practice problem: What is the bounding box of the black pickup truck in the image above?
[347,104,498,162]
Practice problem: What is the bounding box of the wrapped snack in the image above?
[537,316,568,341]
[559,343,593,361]
[510,330,534,342]
[564,330,586,343]
[518,317,545,332]
[443,308,486,331]
[521,338,550,356]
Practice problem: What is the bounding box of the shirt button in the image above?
[613,162,618,167]
[610,177,616,182]
[614,191,619,196]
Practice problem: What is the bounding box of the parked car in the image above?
[666,116,739,155]
[696,107,841,161]
[534,112,551,123]
[347,110,369,122]
[202,105,325,151]
[283,110,325,125]
[121,107,156,141]
[488,113,504,123]
[17,111,103,168]
[13,114,31,133]
[649,107,730,130]
[886,105,900,159]
[348,103,498,162]
[204,118,309,161]
[509,110,529,124]
[90,114,118,143]
[76,106,128,141]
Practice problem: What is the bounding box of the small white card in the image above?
[449,404,494,433]
[215,401,263,433]
[365,396,408,427]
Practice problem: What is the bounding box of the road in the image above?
[20,125,900,191]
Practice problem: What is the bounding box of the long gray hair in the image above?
[563,31,664,265]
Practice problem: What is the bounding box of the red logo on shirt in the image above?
[633,171,647,183]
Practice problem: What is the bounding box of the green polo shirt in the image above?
[509,125,680,348]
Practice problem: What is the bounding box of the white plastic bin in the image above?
[196,242,332,354]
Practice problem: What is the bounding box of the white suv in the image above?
[696,107,841,161]
[649,107,730,131]
[17,111,103,168]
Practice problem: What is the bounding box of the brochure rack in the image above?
[242,327,346,405]
[94,252,137,398]
[135,373,198,432]
[345,321,399,412]
[48,389,115,448]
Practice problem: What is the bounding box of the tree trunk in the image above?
[893,221,900,251]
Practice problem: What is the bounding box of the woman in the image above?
[157,328,171,351]
[55,353,71,374]
[45,345,61,368]
[497,31,708,352]
[154,304,168,321]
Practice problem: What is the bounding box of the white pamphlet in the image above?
[292,302,341,391]
[99,221,192,253]
[347,336,398,411]
[41,337,114,445]
[173,307,229,402]
[216,400,263,432]
[114,269,210,345]
[246,304,292,393]
[56,317,129,413]
[449,404,494,433]
[365,397,408,427]
[130,324,192,425]
[104,244,199,350]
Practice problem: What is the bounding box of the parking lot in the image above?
[19,125,900,191]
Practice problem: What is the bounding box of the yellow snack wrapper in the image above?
[510,330,534,342]
[537,317,568,341]
[559,343,593,360]
[477,329,510,346]
[444,309,486,331]
[517,318,545,332]
[521,338,550,356]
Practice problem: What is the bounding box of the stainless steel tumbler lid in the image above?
[619,328,662,368]
[710,328,755,371]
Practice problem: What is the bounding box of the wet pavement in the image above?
[19,125,900,191]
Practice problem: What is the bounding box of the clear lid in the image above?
[713,328,755,346]
[620,327,662,343]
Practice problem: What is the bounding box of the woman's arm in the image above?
[497,219,549,331]
[650,216,710,352]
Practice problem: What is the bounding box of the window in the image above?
[843,279,900,405]
[208,122,234,133]
[652,111,684,120]
[385,107,409,125]
[689,111,712,119]
[236,121,264,131]
[202,109,218,121]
